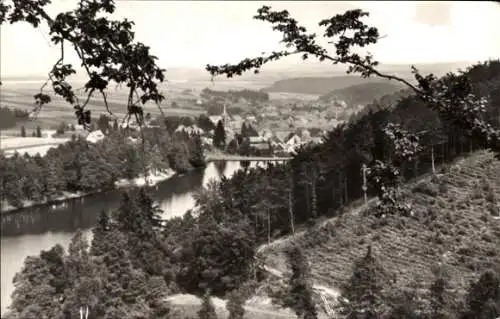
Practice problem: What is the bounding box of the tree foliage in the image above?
[0,127,205,209]
[283,245,318,319]
[2,0,166,128]
[341,246,390,318]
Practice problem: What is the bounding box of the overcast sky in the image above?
[1,1,499,76]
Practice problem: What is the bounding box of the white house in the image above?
[249,136,267,144]
[285,133,301,146]
[86,130,105,144]
[259,130,273,141]
[176,124,205,135]
[209,115,223,126]
[246,115,257,123]
[175,124,187,133]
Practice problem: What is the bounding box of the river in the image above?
[0,160,284,315]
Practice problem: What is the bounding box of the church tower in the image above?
[222,101,228,125]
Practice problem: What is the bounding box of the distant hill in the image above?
[256,61,475,95]
[318,81,406,107]
[261,76,404,96]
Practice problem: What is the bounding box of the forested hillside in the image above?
[261,76,395,95]
[318,81,405,107]
[260,150,500,318]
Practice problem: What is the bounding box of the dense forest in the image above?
[318,81,405,107]
[0,126,205,209]
[262,76,396,95]
[0,106,29,130]
[200,88,270,103]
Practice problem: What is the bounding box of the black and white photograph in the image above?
[1,1,499,318]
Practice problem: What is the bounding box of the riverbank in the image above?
[1,169,176,215]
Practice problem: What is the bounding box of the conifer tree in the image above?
[90,209,111,257]
[136,187,163,231]
[429,265,456,319]
[463,269,500,319]
[213,120,226,149]
[227,290,246,319]
[189,134,206,168]
[198,291,217,319]
[284,245,318,319]
[342,245,389,319]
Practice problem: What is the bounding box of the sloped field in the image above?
[261,150,500,299]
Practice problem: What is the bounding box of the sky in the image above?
[1,1,499,77]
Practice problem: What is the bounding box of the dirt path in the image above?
[262,265,340,299]
[166,293,296,318]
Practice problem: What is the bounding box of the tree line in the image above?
[201,88,270,103]
[0,106,29,130]
[0,126,205,209]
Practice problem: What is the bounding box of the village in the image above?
[2,85,363,160]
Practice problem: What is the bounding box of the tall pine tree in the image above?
[283,245,318,319]
[198,292,217,319]
[342,245,389,319]
[213,120,226,149]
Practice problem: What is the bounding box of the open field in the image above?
[1,136,69,149]
[259,150,500,305]
[1,134,70,157]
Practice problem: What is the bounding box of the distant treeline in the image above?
[201,88,269,103]
[0,127,205,209]
[0,107,29,129]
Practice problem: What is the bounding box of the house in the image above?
[232,115,243,122]
[248,138,272,156]
[246,115,257,123]
[127,136,139,144]
[300,129,311,141]
[120,121,139,130]
[209,115,223,126]
[275,131,290,143]
[259,130,273,141]
[189,125,204,135]
[249,136,267,144]
[269,136,285,151]
[284,133,301,146]
[309,137,324,145]
[175,124,205,135]
[86,130,105,144]
[175,124,187,133]
[201,136,213,146]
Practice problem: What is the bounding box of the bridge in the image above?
[205,154,293,162]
